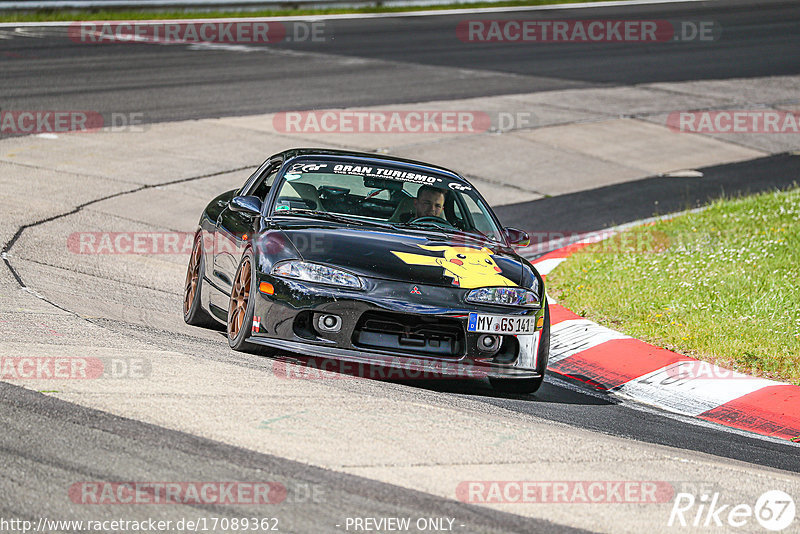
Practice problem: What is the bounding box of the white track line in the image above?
[0,0,718,27]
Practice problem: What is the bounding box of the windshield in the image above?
[271,159,504,242]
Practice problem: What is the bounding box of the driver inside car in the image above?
[398,185,447,223]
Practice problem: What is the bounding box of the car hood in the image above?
[276,221,528,289]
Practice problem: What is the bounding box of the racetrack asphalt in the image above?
[494,152,800,233]
[0,0,798,126]
[0,381,589,534]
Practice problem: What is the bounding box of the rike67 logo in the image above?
[669,490,795,531]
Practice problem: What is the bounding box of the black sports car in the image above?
[183,148,549,393]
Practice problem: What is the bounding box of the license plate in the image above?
[467,313,536,335]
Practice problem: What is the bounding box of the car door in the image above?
[210,159,282,309]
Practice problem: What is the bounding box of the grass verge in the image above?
[1,0,623,22]
[547,187,800,385]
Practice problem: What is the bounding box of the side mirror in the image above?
[504,227,530,247]
[229,195,262,216]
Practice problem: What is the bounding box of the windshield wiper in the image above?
[391,219,463,232]
[392,222,499,243]
[276,209,394,228]
[394,222,449,232]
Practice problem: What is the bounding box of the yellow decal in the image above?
[391,245,516,288]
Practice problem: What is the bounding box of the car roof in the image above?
[276,148,467,183]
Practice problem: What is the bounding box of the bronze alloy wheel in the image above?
[184,237,202,316]
[228,257,251,339]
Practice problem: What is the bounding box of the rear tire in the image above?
[489,305,550,395]
[183,233,215,327]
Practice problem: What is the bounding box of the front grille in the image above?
[353,311,464,357]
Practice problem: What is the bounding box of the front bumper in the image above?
[249,274,548,379]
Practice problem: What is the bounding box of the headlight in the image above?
[271,260,363,289]
[466,286,540,308]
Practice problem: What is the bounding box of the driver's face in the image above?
[414,191,445,218]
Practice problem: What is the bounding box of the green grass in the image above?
[547,187,800,385]
[0,0,624,22]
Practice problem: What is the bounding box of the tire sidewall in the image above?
[489,304,549,395]
[228,248,257,350]
[184,233,206,324]
[537,303,551,377]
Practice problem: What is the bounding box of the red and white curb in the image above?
[528,238,800,442]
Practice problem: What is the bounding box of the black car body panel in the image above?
[276,223,528,288]
[191,149,549,381]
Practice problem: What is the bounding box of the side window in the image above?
[252,166,279,201]
[451,195,464,220]
[240,159,272,194]
[462,195,501,240]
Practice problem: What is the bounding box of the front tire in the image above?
[489,305,550,395]
[227,250,258,352]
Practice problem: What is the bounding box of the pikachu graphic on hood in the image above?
[391,244,517,288]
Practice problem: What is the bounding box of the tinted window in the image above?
[272,159,503,241]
